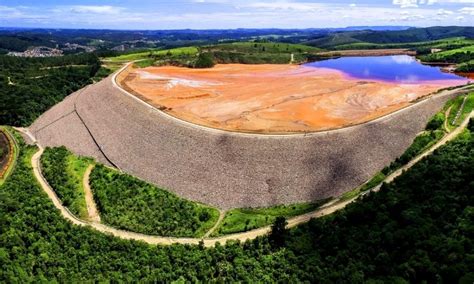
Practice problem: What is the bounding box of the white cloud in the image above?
[69,5,124,15]
[437,8,454,15]
[393,0,419,8]
[456,15,465,20]
[349,3,357,7]
[393,0,474,7]
[459,7,474,15]
[239,2,323,12]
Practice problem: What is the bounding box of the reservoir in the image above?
[304,55,468,84]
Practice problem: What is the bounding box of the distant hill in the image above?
[304,26,474,48]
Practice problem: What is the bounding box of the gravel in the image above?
[31,75,459,209]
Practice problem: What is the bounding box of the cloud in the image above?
[349,3,357,7]
[239,2,323,12]
[437,8,454,15]
[393,0,420,8]
[69,5,124,15]
[459,7,474,15]
[456,15,465,20]
[392,0,474,7]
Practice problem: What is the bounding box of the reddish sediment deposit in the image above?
[30,70,469,209]
[119,64,460,133]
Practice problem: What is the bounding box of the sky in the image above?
[0,0,473,29]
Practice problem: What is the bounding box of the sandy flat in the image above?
[119,64,464,133]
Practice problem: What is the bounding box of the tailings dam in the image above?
[29,59,469,209]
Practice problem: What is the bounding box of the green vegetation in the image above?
[40,147,93,219]
[420,45,474,64]
[426,112,446,131]
[0,127,18,186]
[92,66,112,81]
[344,95,465,199]
[89,165,219,237]
[383,130,445,175]
[107,42,320,68]
[202,42,320,64]
[456,60,474,72]
[333,37,474,51]
[194,53,215,68]
[108,46,199,62]
[1,123,473,281]
[214,201,328,236]
[0,53,102,126]
[205,41,318,53]
[446,93,474,131]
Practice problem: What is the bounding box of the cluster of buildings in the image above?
[8,46,63,58]
[63,43,96,53]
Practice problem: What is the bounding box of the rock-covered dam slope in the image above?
[30,74,461,209]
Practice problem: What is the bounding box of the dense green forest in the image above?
[40,147,93,219]
[89,164,219,237]
[0,53,104,126]
[0,122,473,281]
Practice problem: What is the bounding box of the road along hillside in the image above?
[29,66,471,209]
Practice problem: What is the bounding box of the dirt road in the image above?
[83,165,101,223]
[24,107,472,247]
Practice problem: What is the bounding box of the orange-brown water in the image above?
[120,64,461,133]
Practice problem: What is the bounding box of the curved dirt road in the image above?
[30,143,356,247]
[83,165,101,223]
[25,108,472,247]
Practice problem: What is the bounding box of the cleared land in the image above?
[29,69,472,209]
[118,64,462,133]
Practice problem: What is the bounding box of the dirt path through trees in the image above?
[83,165,101,223]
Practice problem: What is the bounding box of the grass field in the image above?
[213,200,329,236]
[431,45,474,56]
[447,93,474,130]
[108,46,199,62]
[106,42,320,68]
[204,42,320,53]
[334,37,474,51]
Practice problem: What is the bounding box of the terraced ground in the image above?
[27,65,472,209]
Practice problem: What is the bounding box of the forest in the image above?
[89,164,219,237]
[0,121,472,282]
[40,147,92,219]
[0,53,103,126]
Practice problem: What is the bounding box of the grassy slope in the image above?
[214,201,329,236]
[431,45,474,56]
[447,93,474,131]
[108,46,199,62]
[205,42,319,53]
[90,165,219,238]
[334,37,474,50]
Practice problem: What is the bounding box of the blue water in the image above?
[304,55,466,83]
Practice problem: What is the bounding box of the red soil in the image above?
[119,64,463,133]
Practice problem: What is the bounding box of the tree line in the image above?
[0,53,101,126]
